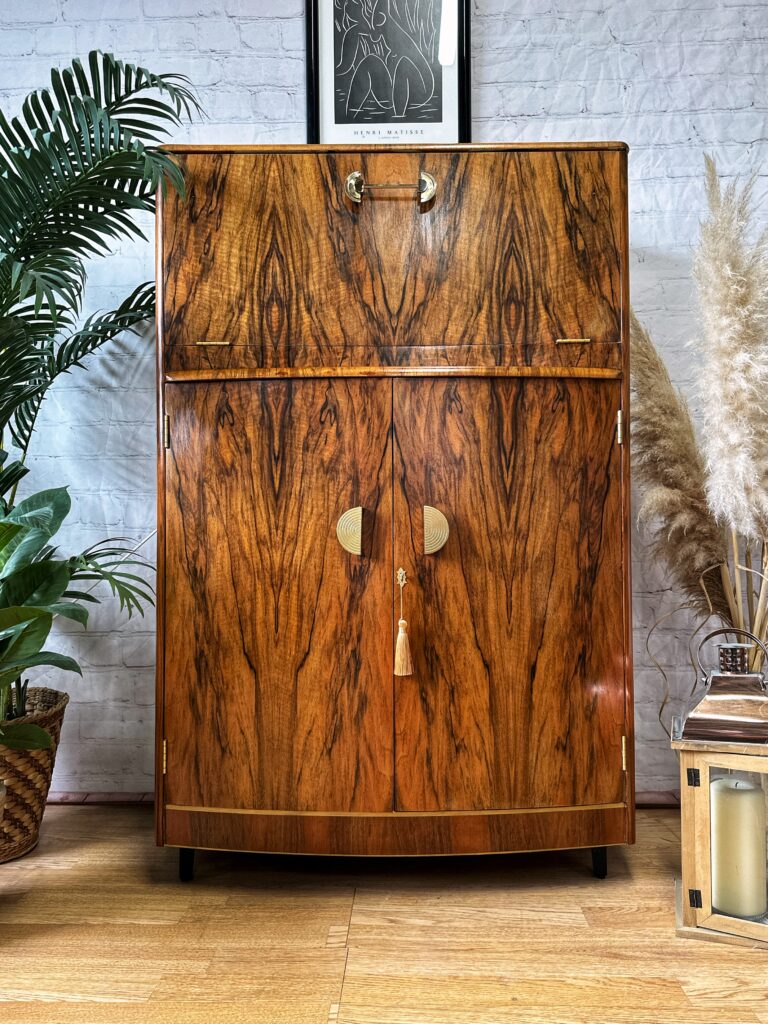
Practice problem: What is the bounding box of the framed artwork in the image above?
[306,0,471,144]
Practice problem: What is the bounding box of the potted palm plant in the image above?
[0,52,199,861]
[0,485,153,861]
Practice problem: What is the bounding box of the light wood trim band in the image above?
[672,738,768,757]
[166,801,627,818]
[164,804,630,857]
[164,366,623,383]
[164,841,627,859]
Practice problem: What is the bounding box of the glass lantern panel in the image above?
[710,767,768,922]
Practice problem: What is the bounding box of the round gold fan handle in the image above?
[423,506,449,555]
[336,506,364,555]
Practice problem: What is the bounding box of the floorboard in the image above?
[0,806,765,1024]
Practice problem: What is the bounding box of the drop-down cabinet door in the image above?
[393,377,626,813]
[161,148,624,372]
[163,378,394,813]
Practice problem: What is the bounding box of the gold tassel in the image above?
[394,568,413,677]
[395,618,413,676]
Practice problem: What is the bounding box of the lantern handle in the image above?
[695,628,768,679]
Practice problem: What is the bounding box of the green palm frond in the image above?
[1,51,199,147]
[68,538,154,619]
[0,99,181,324]
[10,282,155,453]
[0,50,198,328]
[0,321,52,435]
[4,253,86,325]
[0,50,198,464]
[55,281,154,375]
[0,53,191,742]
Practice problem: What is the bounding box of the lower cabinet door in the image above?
[393,378,627,812]
[163,379,394,812]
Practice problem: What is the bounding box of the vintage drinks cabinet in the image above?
[155,144,634,880]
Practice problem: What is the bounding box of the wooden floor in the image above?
[1,807,767,1023]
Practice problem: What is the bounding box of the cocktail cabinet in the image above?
[155,143,634,880]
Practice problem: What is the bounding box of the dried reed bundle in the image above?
[694,156,768,541]
[630,311,731,620]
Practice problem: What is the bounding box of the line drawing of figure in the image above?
[333,0,442,123]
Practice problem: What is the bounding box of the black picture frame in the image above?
[306,0,472,144]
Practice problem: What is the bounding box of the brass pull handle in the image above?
[345,170,437,205]
[336,506,370,555]
[423,506,449,554]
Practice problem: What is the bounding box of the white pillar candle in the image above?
[710,775,767,919]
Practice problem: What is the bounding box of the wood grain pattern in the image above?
[393,378,625,811]
[156,144,633,860]
[163,379,393,812]
[676,882,768,950]
[7,806,768,1024]
[164,802,626,817]
[155,185,168,846]
[161,148,624,371]
[618,147,635,844]
[164,805,628,856]
[164,365,623,383]
[679,749,768,945]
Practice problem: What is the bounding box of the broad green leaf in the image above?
[6,488,71,535]
[0,607,53,677]
[0,560,71,609]
[46,601,88,627]
[0,604,52,634]
[0,721,52,750]
[0,520,23,556]
[2,489,71,576]
[0,650,81,684]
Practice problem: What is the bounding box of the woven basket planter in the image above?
[0,687,69,864]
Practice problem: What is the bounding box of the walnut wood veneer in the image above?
[156,143,634,860]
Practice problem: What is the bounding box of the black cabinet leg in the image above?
[179,847,196,882]
[591,846,608,879]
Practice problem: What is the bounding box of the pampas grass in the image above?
[630,312,730,621]
[633,156,768,667]
[694,156,768,541]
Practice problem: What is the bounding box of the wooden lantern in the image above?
[672,737,768,947]
[672,629,768,948]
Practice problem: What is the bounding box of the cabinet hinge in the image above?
[686,767,701,787]
[163,415,170,450]
[621,735,628,772]
[688,888,703,909]
[617,409,624,445]
[162,739,167,775]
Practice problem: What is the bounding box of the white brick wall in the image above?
[1,0,767,793]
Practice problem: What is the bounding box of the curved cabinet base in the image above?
[163,805,632,858]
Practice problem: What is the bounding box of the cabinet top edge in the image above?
[161,142,629,154]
